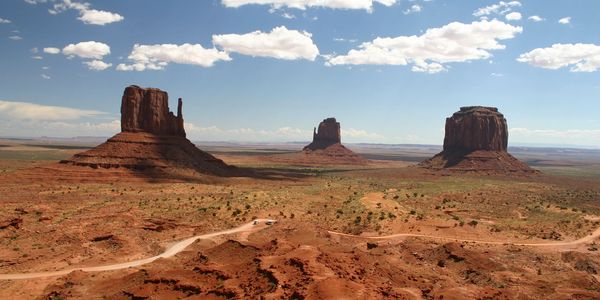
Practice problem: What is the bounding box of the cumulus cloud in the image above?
[403,4,421,15]
[517,43,600,72]
[473,1,521,17]
[24,0,47,4]
[48,0,123,25]
[213,26,319,61]
[528,15,544,22]
[511,127,600,147]
[558,17,571,24]
[184,123,387,142]
[0,17,11,24]
[116,43,231,71]
[43,47,61,54]
[326,20,522,73]
[221,0,397,11]
[84,60,112,71]
[505,12,521,21]
[0,100,106,121]
[62,41,110,59]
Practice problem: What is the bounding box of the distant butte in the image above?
[419,106,537,173]
[299,117,368,165]
[49,85,235,180]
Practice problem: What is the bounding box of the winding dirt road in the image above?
[329,226,600,247]
[0,219,273,280]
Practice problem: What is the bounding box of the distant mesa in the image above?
[419,106,537,173]
[54,85,234,179]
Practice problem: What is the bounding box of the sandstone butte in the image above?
[53,85,234,179]
[419,106,536,173]
[300,117,368,164]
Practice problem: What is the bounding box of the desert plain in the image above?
[1,138,600,299]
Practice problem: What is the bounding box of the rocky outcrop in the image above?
[121,85,186,137]
[303,118,341,151]
[420,106,536,173]
[57,85,234,179]
[443,106,507,152]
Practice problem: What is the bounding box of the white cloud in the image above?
[41,74,50,79]
[326,20,522,73]
[9,36,23,40]
[0,17,11,24]
[43,47,61,54]
[24,0,47,4]
[403,4,421,15]
[517,43,600,72]
[528,15,544,22]
[62,41,110,59]
[0,119,121,138]
[473,1,521,17]
[184,123,387,142]
[505,12,521,21]
[32,55,43,60]
[221,0,397,11]
[511,127,600,147]
[49,0,123,25]
[83,60,112,71]
[213,26,319,61]
[116,43,231,71]
[77,9,124,25]
[31,47,39,53]
[558,17,571,24]
[0,100,105,121]
[281,12,295,19]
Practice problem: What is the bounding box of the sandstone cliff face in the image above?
[303,118,341,150]
[420,106,535,173]
[121,85,186,137]
[443,106,507,153]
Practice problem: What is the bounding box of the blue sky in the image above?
[0,0,599,147]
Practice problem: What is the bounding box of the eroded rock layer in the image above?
[55,86,233,178]
[304,118,341,151]
[420,106,536,173]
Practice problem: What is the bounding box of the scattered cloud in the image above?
[0,100,106,121]
[517,43,600,72]
[281,12,295,19]
[490,72,504,77]
[0,17,11,24]
[558,17,571,24]
[24,0,48,4]
[184,123,387,142]
[44,47,61,54]
[48,0,124,25]
[334,38,358,43]
[505,12,521,21]
[117,43,231,71]
[31,47,39,54]
[41,74,50,79]
[32,55,43,60]
[62,41,110,59]
[403,4,421,15]
[473,1,521,18]
[326,20,522,74]
[511,127,600,146]
[9,35,23,40]
[84,60,112,71]
[528,15,544,22]
[213,26,319,61]
[220,0,397,11]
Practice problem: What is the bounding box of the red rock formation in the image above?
[55,85,234,179]
[121,85,186,137]
[290,117,368,165]
[420,106,536,173]
[443,106,507,152]
[304,118,341,150]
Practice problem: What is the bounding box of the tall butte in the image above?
[300,117,367,164]
[419,106,536,173]
[59,85,232,178]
